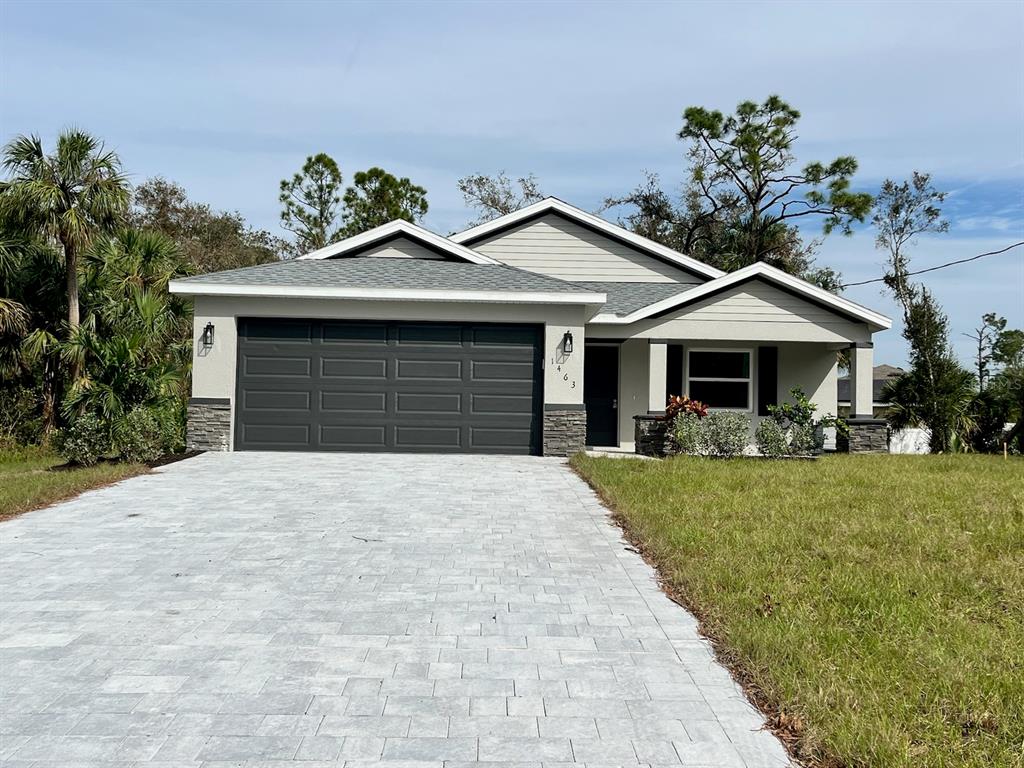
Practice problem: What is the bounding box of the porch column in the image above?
[647,340,667,414]
[634,339,670,456]
[849,342,874,418]
[842,341,888,453]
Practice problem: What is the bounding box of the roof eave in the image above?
[168,280,606,306]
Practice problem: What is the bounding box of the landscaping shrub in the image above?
[755,418,790,458]
[703,411,750,457]
[152,403,186,454]
[789,422,820,455]
[673,411,704,455]
[672,401,750,458]
[665,394,708,420]
[113,408,163,463]
[54,413,108,466]
[0,383,45,447]
[761,386,837,457]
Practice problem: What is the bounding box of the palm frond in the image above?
[21,327,59,362]
[0,297,30,335]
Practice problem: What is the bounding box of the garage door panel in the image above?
[321,323,388,344]
[396,359,462,380]
[470,426,534,451]
[395,392,462,414]
[320,391,387,414]
[471,326,539,347]
[471,360,535,381]
[471,393,535,416]
[244,356,312,377]
[396,324,462,345]
[321,358,388,379]
[394,425,463,449]
[320,424,386,448]
[236,319,541,453]
[241,423,311,446]
[243,319,313,342]
[243,390,311,411]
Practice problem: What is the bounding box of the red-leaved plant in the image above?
[665,395,708,420]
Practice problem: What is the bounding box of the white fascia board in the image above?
[296,219,499,265]
[593,262,892,330]
[450,197,725,280]
[169,280,606,306]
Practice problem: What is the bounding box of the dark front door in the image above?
[235,319,543,454]
[584,344,618,446]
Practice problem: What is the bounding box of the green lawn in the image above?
[0,446,147,522]
[571,453,1024,768]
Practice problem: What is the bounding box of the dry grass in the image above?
[0,445,147,522]
[571,453,1024,768]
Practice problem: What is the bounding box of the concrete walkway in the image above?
[0,453,790,766]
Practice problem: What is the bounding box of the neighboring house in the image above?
[837,363,905,418]
[169,198,891,456]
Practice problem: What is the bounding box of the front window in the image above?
[686,349,752,410]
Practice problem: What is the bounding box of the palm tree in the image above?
[0,130,129,353]
[62,228,192,427]
[0,226,66,434]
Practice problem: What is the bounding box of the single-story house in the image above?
[169,198,891,456]
[837,363,905,418]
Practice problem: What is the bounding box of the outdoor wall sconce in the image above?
[562,331,573,354]
[201,322,215,346]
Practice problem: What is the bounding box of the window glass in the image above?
[689,380,749,409]
[687,350,751,410]
[689,350,749,379]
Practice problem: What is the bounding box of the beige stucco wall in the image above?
[190,296,586,449]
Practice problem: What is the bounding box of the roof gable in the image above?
[298,219,498,264]
[451,198,723,280]
[591,263,892,331]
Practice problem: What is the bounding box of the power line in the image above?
[840,241,1024,288]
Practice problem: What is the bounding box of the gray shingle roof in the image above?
[173,258,599,295]
[574,281,702,316]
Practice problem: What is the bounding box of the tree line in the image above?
[1,95,1021,461]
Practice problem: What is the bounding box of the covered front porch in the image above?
[579,265,891,454]
[580,336,883,454]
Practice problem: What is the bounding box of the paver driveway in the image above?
[0,453,790,767]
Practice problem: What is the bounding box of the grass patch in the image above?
[0,445,147,521]
[571,453,1024,768]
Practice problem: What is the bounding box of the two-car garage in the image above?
[233,318,544,454]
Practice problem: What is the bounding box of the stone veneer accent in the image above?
[543,407,586,456]
[838,417,888,454]
[634,414,673,457]
[187,398,231,452]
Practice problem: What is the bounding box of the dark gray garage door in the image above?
[235,319,543,454]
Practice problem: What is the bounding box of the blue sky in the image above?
[2,0,1022,366]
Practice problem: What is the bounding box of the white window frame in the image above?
[685,347,754,413]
